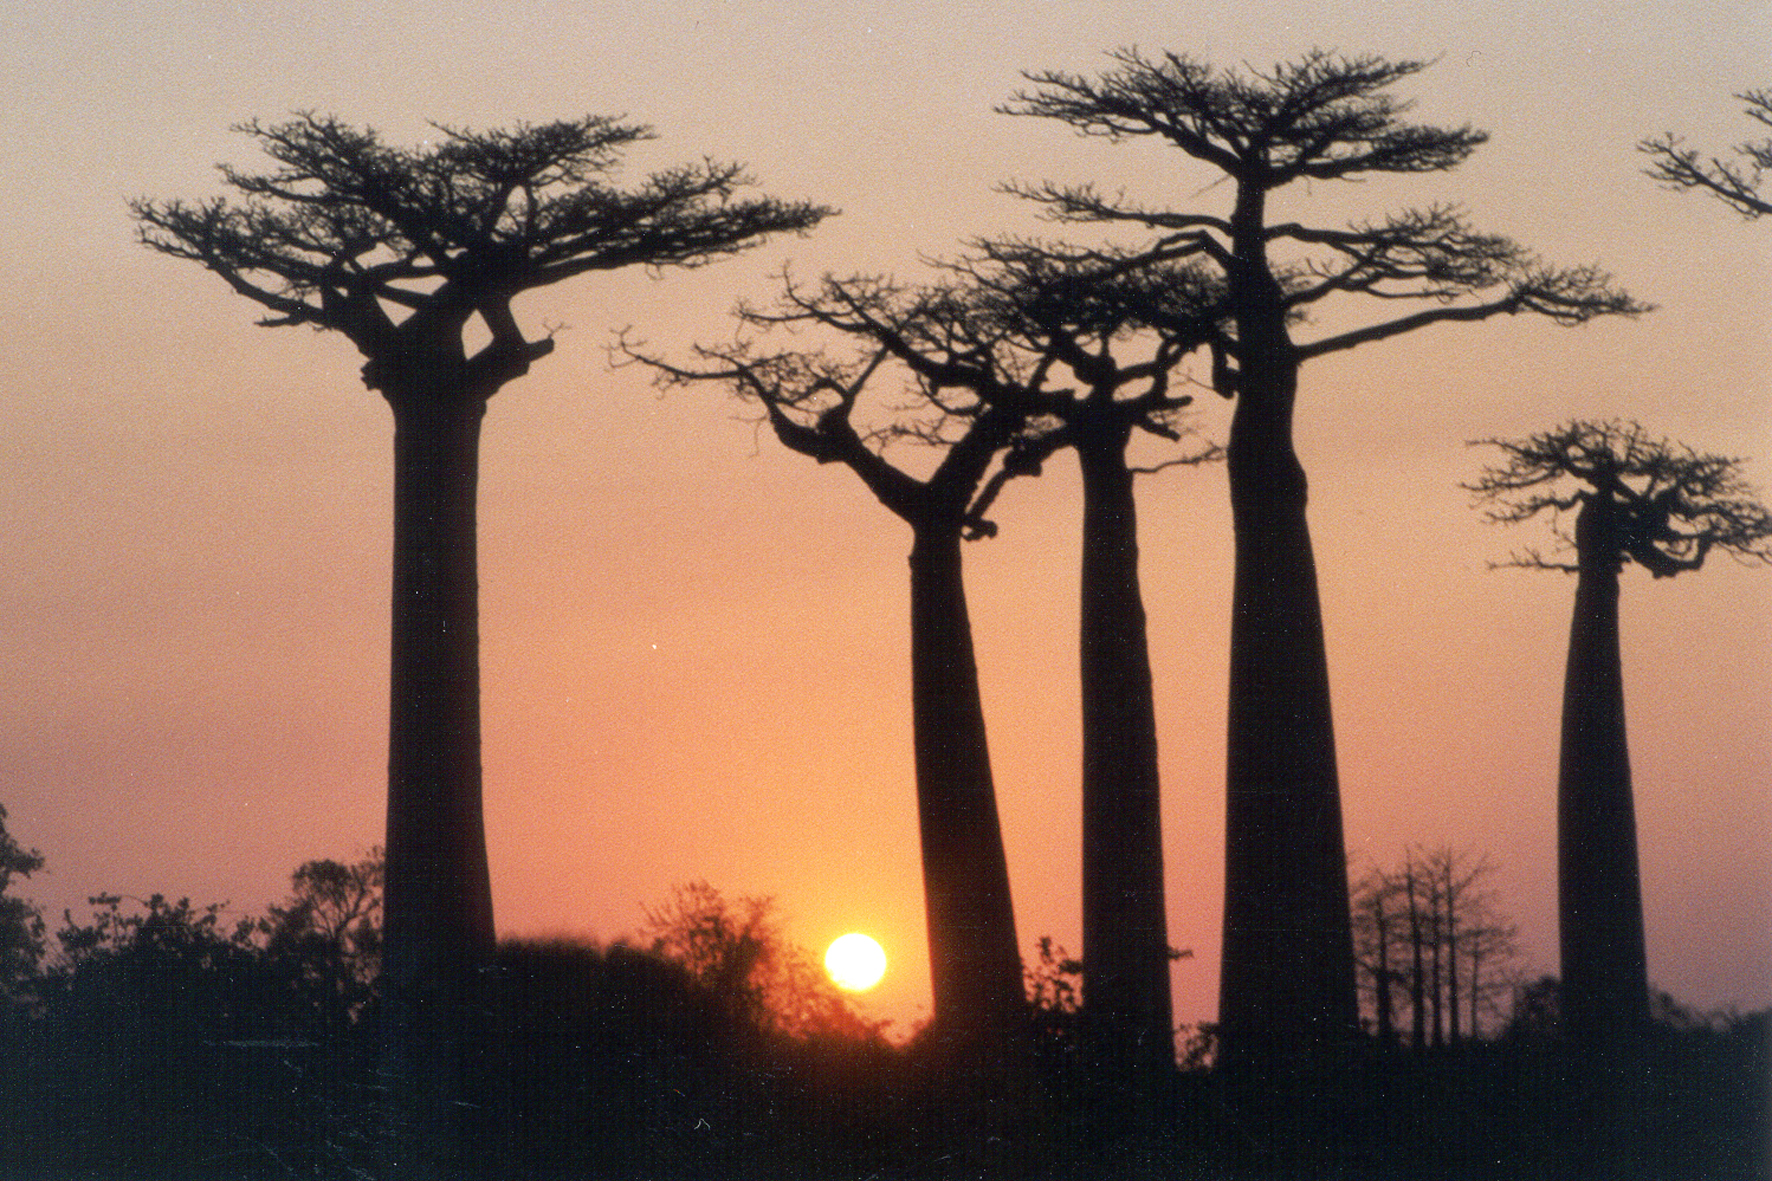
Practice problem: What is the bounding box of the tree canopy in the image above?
[1002,49,1645,371]
[0,805,46,993]
[132,113,830,394]
[1467,420,1772,577]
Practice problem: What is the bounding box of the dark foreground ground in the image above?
[1,939,1763,1180]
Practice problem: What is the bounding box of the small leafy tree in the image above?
[1468,421,1772,1056]
[0,805,45,1001]
[1640,90,1772,219]
[639,881,881,1042]
[262,847,384,1019]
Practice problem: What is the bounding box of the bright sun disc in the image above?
[824,933,887,992]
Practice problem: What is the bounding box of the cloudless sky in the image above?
[1,1,1767,1034]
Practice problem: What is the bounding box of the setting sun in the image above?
[824,933,887,992]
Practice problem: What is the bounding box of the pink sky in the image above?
[1,1,1767,1034]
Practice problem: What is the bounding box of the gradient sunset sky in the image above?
[2,1,1767,1034]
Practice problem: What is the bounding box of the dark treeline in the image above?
[10,43,1768,1181]
[1,827,1766,1179]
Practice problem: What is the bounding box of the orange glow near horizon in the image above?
[825,933,888,993]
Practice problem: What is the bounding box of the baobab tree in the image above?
[1003,50,1643,1091]
[132,113,826,1177]
[634,251,1216,1095]
[1640,89,1772,219]
[625,276,1035,1085]
[950,241,1222,1096]
[1468,421,1772,1057]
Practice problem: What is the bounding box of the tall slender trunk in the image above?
[1075,428,1174,1089]
[1216,348,1358,1086]
[381,387,497,1180]
[1216,191,1358,1090]
[1558,498,1650,1054]
[1468,946,1483,1040]
[1447,912,1461,1047]
[906,524,1028,1074]
[1429,918,1444,1049]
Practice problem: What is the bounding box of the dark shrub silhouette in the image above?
[0,804,45,1003]
[7,893,375,1179]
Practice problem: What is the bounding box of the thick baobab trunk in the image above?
[1216,337,1358,1090]
[1075,428,1174,1090]
[906,524,1028,1076]
[380,387,498,1180]
[1558,499,1649,1055]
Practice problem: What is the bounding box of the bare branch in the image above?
[1640,89,1772,220]
[133,113,831,386]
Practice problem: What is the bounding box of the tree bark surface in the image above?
[1558,500,1650,1054]
[1215,327,1358,1090]
[1075,430,1174,1088]
[906,525,1029,1078]
[380,387,497,1180]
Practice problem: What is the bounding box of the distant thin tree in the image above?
[1640,90,1772,219]
[1353,846,1521,1049]
[132,114,827,1179]
[1004,49,1644,1093]
[1468,421,1772,1057]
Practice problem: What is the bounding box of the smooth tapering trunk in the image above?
[381,388,497,1179]
[1216,325,1358,1086]
[1558,500,1650,1053]
[1075,429,1174,1086]
[907,524,1028,1071]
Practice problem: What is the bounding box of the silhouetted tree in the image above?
[1640,90,1772,219]
[1351,863,1404,1049]
[1004,50,1643,1092]
[132,114,827,1178]
[633,250,1219,1089]
[639,881,882,1042]
[0,806,45,1003]
[1353,846,1521,1048]
[626,279,1035,1083]
[1468,421,1772,1057]
[262,847,384,1019]
[947,241,1222,1096]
